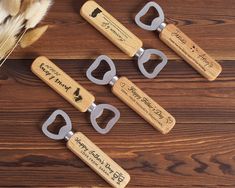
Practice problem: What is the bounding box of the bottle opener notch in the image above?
[42,110,130,188]
[137,49,168,79]
[86,55,117,85]
[81,1,168,79]
[32,56,120,134]
[89,103,120,134]
[87,55,176,134]
[135,1,165,31]
[135,2,222,81]
[42,109,73,140]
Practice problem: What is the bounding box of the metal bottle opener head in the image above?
[88,53,168,81]
[86,56,120,133]
[42,108,120,137]
[86,55,118,86]
[134,2,167,79]
[42,109,74,141]
[135,1,165,32]
[87,102,120,134]
[136,48,168,79]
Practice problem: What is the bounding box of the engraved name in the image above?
[171,29,186,44]
[74,137,126,185]
[125,84,165,120]
[39,63,72,92]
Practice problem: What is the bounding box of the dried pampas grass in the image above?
[0,37,16,58]
[26,0,53,29]
[0,0,53,67]
[1,0,21,16]
[0,15,24,43]
[20,0,35,13]
[0,2,9,24]
[20,25,48,48]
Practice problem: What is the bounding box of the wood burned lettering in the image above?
[75,138,88,152]
[89,7,126,42]
[40,63,60,77]
[112,171,125,185]
[123,83,167,122]
[39,63,71,92]
[171,29,186,44]
[170,29,213,69]
[74,137,126,185]
[197,54,213,68]
[101,17,126,42]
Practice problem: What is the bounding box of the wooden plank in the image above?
[8,0,235,60]
[1,0,235,187]
[0,59,235,187]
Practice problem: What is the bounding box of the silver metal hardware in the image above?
[135,1,165,31]
[42,110,73,141]
[135,48,145,58]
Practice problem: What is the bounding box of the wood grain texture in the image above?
[160,24,222,81]
[10,0,235,60]
[112,76,176,134]
[1,59,235,187]
[80,0,143,57]
[1,0,235,187]
[67,132,130,188]
[31,56,95,112]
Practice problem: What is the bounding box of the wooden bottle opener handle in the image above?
[80,0,143,57]
[112,77,176,134]
[31,56,95,112]
[160,24,222,81]
[67,132,130,188]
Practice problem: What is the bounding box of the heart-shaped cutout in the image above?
[135,1,165,31]
[138,49,168,79]
[42,110,72,140]
[87,55,117,85]
[90,104,120,134]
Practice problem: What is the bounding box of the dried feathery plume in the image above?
[20,25,48,48]
[0,0,53,68]
[26,0,53,29]
[0,2,9,24]
[0,36,16,59]
[1,0,21,16]
[0,15,24,50]
[20,0,36,13]
[24,0,41,20]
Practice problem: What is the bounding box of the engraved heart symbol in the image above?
[90,104,120,134]
[87,55,117,85]
[120,82,126,88]
[135,2,165,31]
[42,110,72,140]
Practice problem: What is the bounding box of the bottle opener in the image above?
[80,0,168,79]
[135,1,222,81]
[42,109,130,188]
[87,55,176,134]
[31,56,120,134]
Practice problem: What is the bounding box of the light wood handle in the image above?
[112,77,176,134]
[31,56,95,112]
[67,132,130,188]
[80,0,143,57]
[160,24,222,81]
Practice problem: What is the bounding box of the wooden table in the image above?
[1,0,235,187]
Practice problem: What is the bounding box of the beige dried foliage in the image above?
[1,0,21,16]
[0,36,16,58]
[20,0,35,12]
[26,0,53,29]
[0,0,52,67]
[20,25,48,48]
